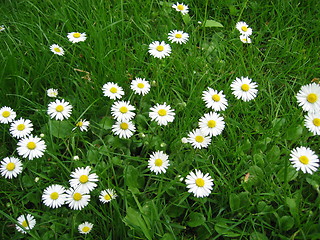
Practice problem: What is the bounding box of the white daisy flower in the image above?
[69,166,99,193]
[230,76,258,102]
[289,146,319,174]
[65,188,90,210]
[199,112,225,137]
[187,129,211,149]
[168,30,189,44]
[0,157,23,179]
[112,120,136,138]
[74,119,90,132]
[16,214,36,234]
[17,135,46,160]
[9,118,33,139]
[42,184,67,208]
[78,222,93,234]
[67,32,87,43]
[172,2,189,15]
[202,88,228,111]
[130,78,151,96]
[0,106,16,124]
[239,34,252,43]
[102,82,125,100]
[50,44,64,56]
[236,21,252,36]
[148,150,170,175]
[149,102,175,126]
[47,99,73,120]
[111,101,136,122]
[296,83,320,113]
[99,189,117,203]
[148,41,171,59]
[0,25,5,32]
[305,112,320,135]
[47,88,58,98]
[185,169,214,198]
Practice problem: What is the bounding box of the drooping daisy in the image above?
[69,166,99,193]
[65,188,90,210]
[168,30,189,44]
[99,189,117,203]
[172,2,189,15]
[17,135,46,160]
[16,214,36,234]
[47,99,73,120]
[47,88,58,98]
[289,146,319,174]
[112,120,136,138]
[50,44,64,56]
[198,112,225,137]
[305,112,320,135]
[67,32,87,43]
[296,83,320,113]
[102,82,125,100]
[74,119,90,132]
[9,118,33,139]
[111,101,136,122]
[230,76,258,102]
[239,34,252,43]
[0,106,16,124]
[202,88,228,111]
[187,129,211,149]
[149,102,175,126]
[185,169,214,198]
[0,157,23,179]
[148,41,171,59]
[148,150,170,175]
[42,184,67,208]
[130,78,151,96]
[78,222,93,234]
[236,21,252,36]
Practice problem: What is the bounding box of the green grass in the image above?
[1,0,320,239]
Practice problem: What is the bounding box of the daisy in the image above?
[99,189,117,203]
[102,82,125,100]
[148,150,170,175]
[47,88,58,98]
[65,188,90,210]
[230,76,258,102]
[305,112,320,135]
[67,32,87,43]
[296,83,320,113]
[187,129,211,149]
[78,222,93,234]
[50,44,64,56]
[47,99,73,120]
[289,146,319,174]
[239,34,252,43]
[0,25,5,32]
[148,41,171,59]
[236,21,252,36]
[9,118,33,139]
[172,2,189,15]
[0,157,23,179]
[69,166,99,193]
[202,88,228,111]
[42,184,67,208]
[168,30,189,44]
[199,112,225,137]
[74,119,90,132]
[17,135,46,160]
[149,102,175,126]
[112,120,136,138]
[185,169,214,198]
[111,100,136,122]
[0,106,16,124]
[130,78,151,95]
[16,214,36,234]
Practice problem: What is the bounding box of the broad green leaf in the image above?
[187,212,206,227]
[87,149,99,164]
[49,120,73,138]
[266,145,281,163]
[277,166,298,182]
[279,216,294,231]
[203,20,224,28]
[214,222,241,237]
[229,193,240,212]
[98,116,113,130]
[250,232,268,240]
[284,125,303,141]
[182,14,191,25]
[161,233,175,240]
[286,198,299,219]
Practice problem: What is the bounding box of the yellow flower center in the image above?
[177,4,184,10]
[119,106,128,113]
[154,158,163,167]
[241,26,248,32]
[6,162,15,171]
[73,32,81,38]
[207,120,216,128]
[195,136,204,143]
[104,194,111,201]
[299,156,309,165]
[120,122,129,130]
[110,87,117,93]
[158,109,167,116]
[2,111,10,118]
[50,192,59,200]
[17,124,26,131]
[79,175,89,183]
[175,33,182,38]
[137,83,144,89]
[307,93,317,103]
[156,45,164,52]
[54,47,61,52]
[27,142,36,150]
[55,105,64,112]
[212,94,220,102]
[82,226,90,232]
[21,220,28,228]
[73,192,82,201]
[195,178,205,187]
[76,121,83,127]
[241,84,250,92]
[313,118,320,126]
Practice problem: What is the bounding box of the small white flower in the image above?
[9,118,33,139]
[148,150,170,175]
[99,189,117,203]
[149,102,175,126]
[181,137,188,143]
[102,82,125,100]
[111,101,136,122]
[168,30,189,44]
[112,120,136,139]
[236,21,252,36]
[78,222,93,234]
[130,78,151,95]
[202,88,228,111]
[74,119,90,132]
[47,99,73,120]
[69,166,99,193]
[50,44,64,56]
[0,25,5,32]
[198,112,225,137]
[47,88,58,98]
[185,169,214,198]
[16,214,36,234]
[148,41,171,59]
[172,2,189,15]
[67,32,87,43]
[187,129,211,149]
[296,83,320,113]
[230,76,258,102]
[0,106,16,124]
[17,135,46,160]
[73,156,80,161]
[239,34,252,43]
[304,112,320,135]
[65,188,90,210]
[0,157,23,179]
[289,146,319,174]
[42,184,67,208]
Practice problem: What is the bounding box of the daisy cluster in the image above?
[50,31,87,56]
[236,21,253,43]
